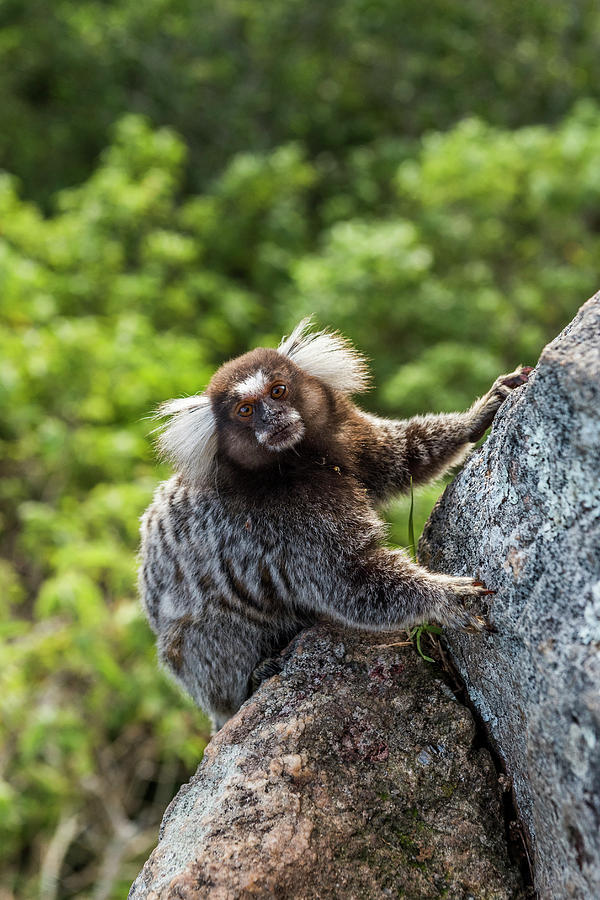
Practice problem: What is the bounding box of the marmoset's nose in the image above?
[257,399,283,425]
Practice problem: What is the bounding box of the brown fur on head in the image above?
[208,348,332,470]
[154,319,369,480]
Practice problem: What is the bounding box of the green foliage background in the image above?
[1,3,599,896]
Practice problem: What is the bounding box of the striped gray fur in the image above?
[139,320,531,729]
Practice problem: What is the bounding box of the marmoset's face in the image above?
[208,348,330,469]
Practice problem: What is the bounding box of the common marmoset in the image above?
[139,320,531,729]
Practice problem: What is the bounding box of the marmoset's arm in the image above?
[299,545,492,634]
[354,367,531,501]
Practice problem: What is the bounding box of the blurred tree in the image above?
[2,47,600,895]
[288,103,600,415]
[1,0,599,204]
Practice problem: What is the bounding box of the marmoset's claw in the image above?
[465,615,495,634]
[471,580,495,595]
[500,366,533,389]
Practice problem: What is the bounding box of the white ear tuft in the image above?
[153,395,217,482]
[278,317,370,394]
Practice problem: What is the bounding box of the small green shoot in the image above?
[408,475,416,561]
[410,623,443,663]
[405,477,442,662]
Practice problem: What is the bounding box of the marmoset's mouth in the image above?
[264,422,304,451]
[267,423,294,445]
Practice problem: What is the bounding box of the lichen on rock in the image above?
[420,291,600,898]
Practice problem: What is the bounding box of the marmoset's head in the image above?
[155,319,369,478]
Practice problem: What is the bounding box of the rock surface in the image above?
[130,626,523,899]
[419,292,600,899]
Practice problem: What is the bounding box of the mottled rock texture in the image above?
[130,626,523,899]
[420,293,600,899]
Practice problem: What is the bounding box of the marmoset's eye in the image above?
[271,384,287,399]
[237,403,254,418]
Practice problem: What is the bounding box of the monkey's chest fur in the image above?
[138,466,383,717]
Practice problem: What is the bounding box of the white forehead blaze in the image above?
[233,369,268,398]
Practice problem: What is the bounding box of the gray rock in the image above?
[130,626,524,898]
[419,292,600,899]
